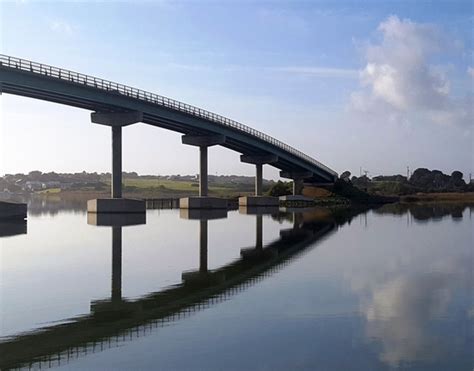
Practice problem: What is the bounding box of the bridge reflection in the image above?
[0,207,364,370]
[0,219,27,238]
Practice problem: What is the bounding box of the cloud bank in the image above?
[350,16,473,127]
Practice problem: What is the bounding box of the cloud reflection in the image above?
[348,208,473,367]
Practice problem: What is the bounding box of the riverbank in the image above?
[400,192,474,203]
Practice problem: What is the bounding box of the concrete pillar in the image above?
[111,126,122,199]
[240,154,278,197]
[200,146,208,197]
[111,226,122,302]
[256,214,263,249]
[293,178,304,196]
[199,219,208,272]
[180,134,227,209]
[255,163,263,196]
[89,111,145,213]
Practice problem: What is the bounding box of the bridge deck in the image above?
[0,55,337,182]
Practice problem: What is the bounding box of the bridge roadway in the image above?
[0,55,337,210]
[0,209,365,370]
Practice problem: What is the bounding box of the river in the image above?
[0,200,472,370]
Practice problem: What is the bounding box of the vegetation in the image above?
[267,181,292,197]
[348,168,473,196]
[0,171,274,198]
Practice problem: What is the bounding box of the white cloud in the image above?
[468,66,474,78]
[350,16,473,127]
[49,20,73,34]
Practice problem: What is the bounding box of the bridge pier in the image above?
[87,111,146,214]
[279,171,313,202]
[238,154,279,207]
[112,126,122,199]
[180,209,227,284]
[179,134,227,209]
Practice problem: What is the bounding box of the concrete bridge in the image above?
[0,55,338,212]
[0,207,362,370]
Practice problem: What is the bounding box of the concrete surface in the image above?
[87,198,146,213]
[238,196,279,207]
[179,197,228,209]
[279,195,313,202]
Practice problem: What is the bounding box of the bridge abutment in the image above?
[87,111,146,214]
[180,134,227,209]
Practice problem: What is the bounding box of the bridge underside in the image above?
[0,67,336,183]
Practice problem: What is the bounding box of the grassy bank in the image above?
[401,192,474,203]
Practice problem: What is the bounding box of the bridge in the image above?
[0,206,368,370]
[0,55,338,212]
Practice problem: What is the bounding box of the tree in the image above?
[267,181,292,197]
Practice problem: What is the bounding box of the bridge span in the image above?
[0,55,337,211]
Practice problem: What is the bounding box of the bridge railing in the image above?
[0,55,337,177]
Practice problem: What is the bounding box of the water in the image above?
[0,200,473,370]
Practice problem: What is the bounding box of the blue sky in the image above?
[1,0,472,179]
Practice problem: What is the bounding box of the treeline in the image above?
[342,168,473,196]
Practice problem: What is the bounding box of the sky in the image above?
[0,0,473,180]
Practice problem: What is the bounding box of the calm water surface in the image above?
[0,199,473,370]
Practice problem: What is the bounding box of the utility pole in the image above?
[407,166,410,179]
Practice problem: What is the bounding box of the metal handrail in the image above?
[0,54,337,177]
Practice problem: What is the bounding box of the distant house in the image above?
[24,181,43,191]
[42,181,61,189]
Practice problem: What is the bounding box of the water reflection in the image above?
[350,204,473,369]
[0,219,27,238]
[375,202,473,223]
[0,207,358,370]
[87,213,147,306]
[0,202,472,370]
[239,206,279,256]
[180,209,228,281]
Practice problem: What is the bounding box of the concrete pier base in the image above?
[87,198,146,213]
[179,197,227,209]
[279,195,313,202]
[238,196,279,207]
[0,201,27,219]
